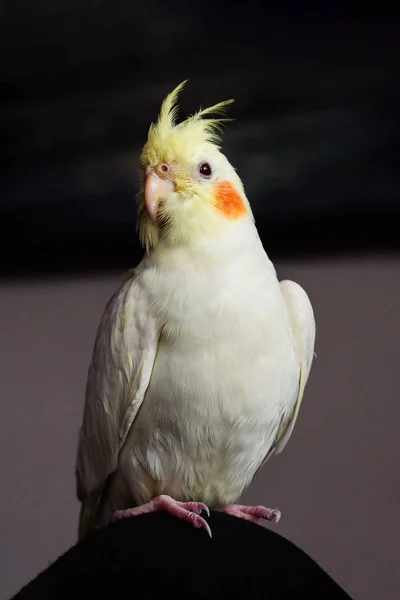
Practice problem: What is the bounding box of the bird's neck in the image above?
[145,224,269,274]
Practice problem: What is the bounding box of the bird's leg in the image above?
[110,494,212,537]
[215,503,281,525]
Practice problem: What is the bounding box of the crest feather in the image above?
[156,79,188,134]
[141,81,234,165]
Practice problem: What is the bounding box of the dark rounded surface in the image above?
[11,512,352,600]
[199,162,212,177]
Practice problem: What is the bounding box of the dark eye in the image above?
[199,162,212,178]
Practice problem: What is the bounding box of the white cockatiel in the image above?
[76,81,316,539]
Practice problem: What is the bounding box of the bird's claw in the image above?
[216,503,282,525]
[110,495,212,537]
[271,508,281,523]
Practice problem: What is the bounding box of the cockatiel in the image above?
[75,81,316,539]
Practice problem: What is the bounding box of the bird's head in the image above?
[137,81,254,252]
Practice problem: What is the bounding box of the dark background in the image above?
[1,4,399,599]
[1,3,399,276]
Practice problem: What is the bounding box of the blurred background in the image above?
[1,3,399,599]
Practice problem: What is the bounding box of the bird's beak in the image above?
[144,172,175,221]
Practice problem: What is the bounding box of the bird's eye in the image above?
[198,162,212,178]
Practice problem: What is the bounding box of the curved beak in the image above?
[144,172,175,221]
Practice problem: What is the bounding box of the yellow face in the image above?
[136,82,252,252]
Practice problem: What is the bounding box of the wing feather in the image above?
[75,272,159,536]
[273,279,316,455]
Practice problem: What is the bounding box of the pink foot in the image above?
[216,504,281,525]
[110,494,212,537]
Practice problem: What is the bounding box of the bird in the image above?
[75,80,316,540]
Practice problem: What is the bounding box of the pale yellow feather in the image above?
[140,80,234,168]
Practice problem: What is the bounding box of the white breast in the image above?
[118,242,298,508]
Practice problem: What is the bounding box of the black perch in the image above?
[10,512,352,599]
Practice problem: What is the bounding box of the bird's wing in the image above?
[75,272,159,537]
[273,279,316,455]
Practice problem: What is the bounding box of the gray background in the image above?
[1,255,400,599]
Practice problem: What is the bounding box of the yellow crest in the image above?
[140,80,235,166]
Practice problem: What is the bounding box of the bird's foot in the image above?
[216,503,281,525]
[110,494,212,537]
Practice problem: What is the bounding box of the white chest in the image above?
[119,249,298,506]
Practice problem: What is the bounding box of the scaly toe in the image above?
[176,500,210,517]
[217,503,282,525]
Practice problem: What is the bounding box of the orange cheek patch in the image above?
[214,181,247,219]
